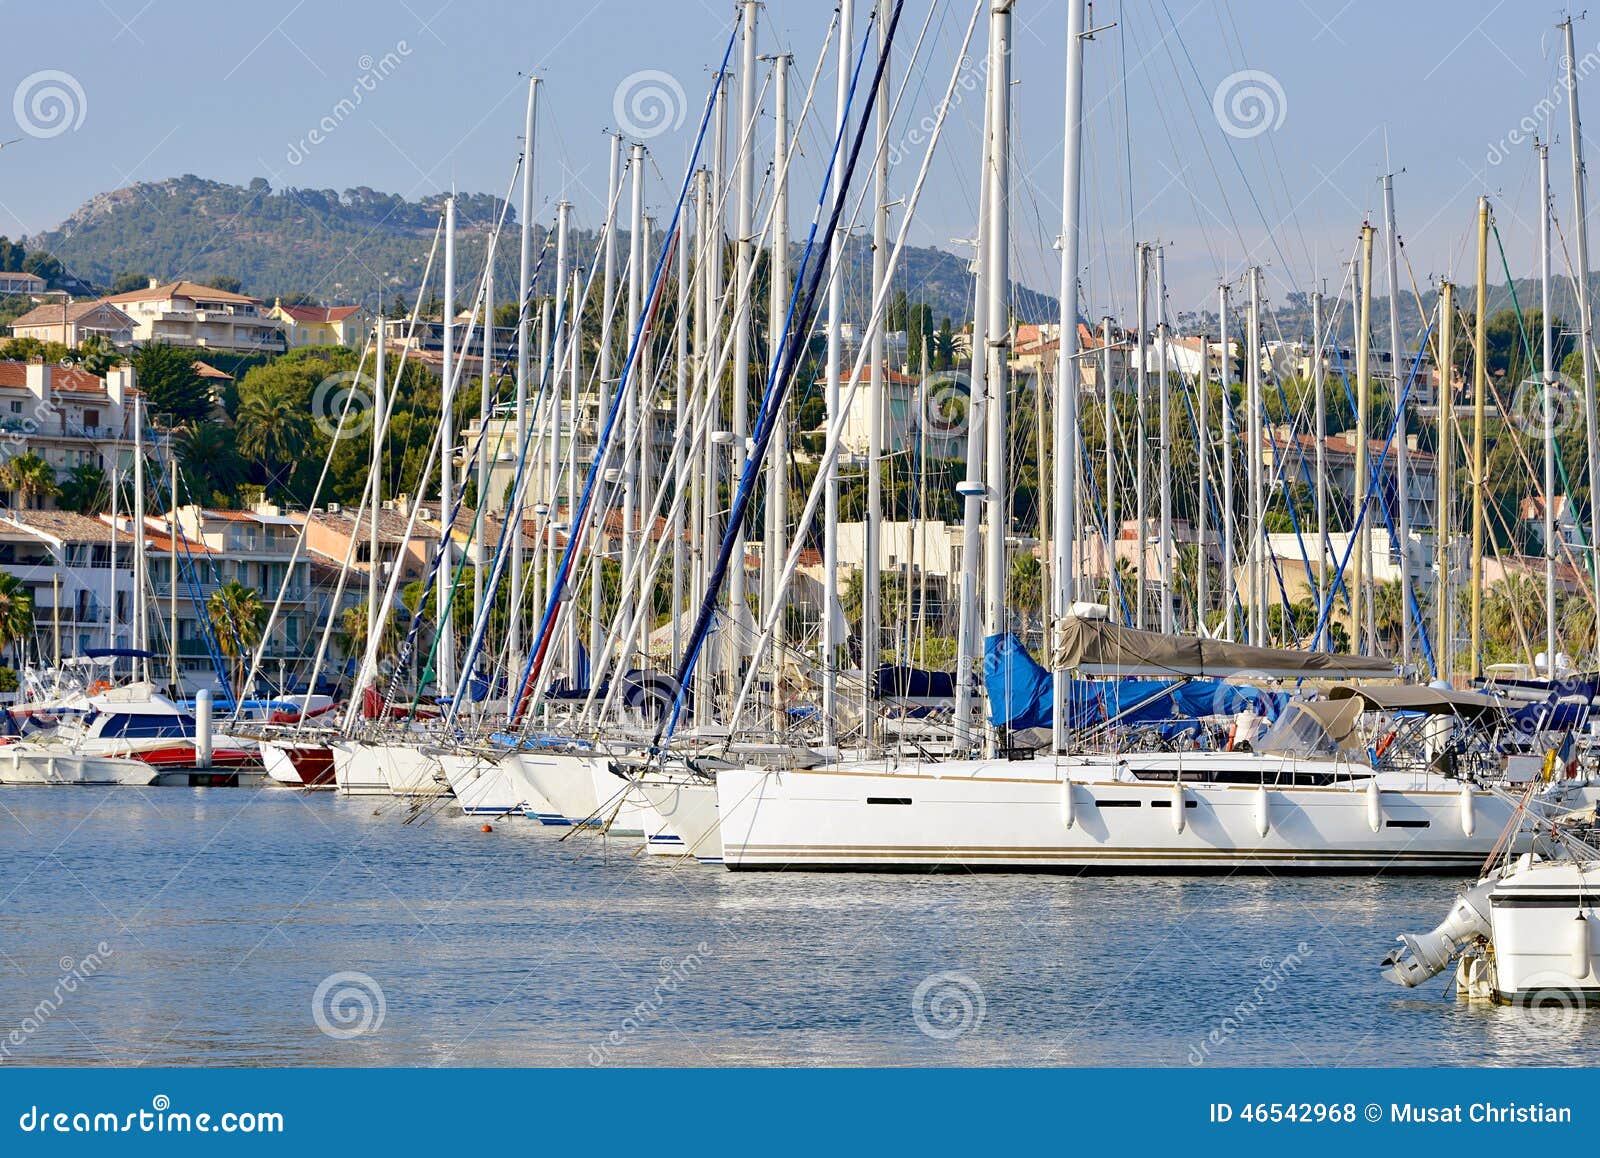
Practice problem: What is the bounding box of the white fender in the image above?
[1572,912,1591,981]
[1253,785,1270,838]
[1061,779,1076,829]
[1171,781,1186,834]
[1459,784,1475,838]
[1366,779,1383,833]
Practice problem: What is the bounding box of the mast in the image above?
[621,143,646,671]
[369,295,385,651]
[865,6,888,735]
[731,0,758,671]
[764,53,790,716]
[1541,140,1558,673]
[1133,244,1149,629]
[673,165,693,672]
[509,75,537,696]
[476,242,492,647]
[952,38,993,751]
[1471,197,1490,680]
[132,391,146,680]
[436,192,457,696]
[1103,316,1115,611]
[1247,266,1264,643]
[1312,288,1326,644]
[1052,0,1086,748]
[566,265,581,675]
[548,202,569,684]
[1564,17,1600,630]
[532,299,550,626]
[1220,283,1234,640]
[1352,226,1374,655]
[982,0,1012,753]
[1436,280,1454,679]
[1156,245,1172,633]
[822,0,852,748]
[168,428,178,690]
[1382,173,1410,666]
[108,462,118,656]
[595,135,621,668]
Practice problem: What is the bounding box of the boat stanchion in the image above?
[195,688,213,770]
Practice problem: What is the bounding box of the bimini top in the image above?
[1054,617,1397,680]
[1327,683,1506,719]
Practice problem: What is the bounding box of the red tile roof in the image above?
[0,361,108,394]
[276,303,361,324]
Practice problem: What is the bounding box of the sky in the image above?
[0,0,1593,321]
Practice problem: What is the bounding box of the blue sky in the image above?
[0,1,1591,315]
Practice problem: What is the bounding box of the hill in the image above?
[27,175,1055,326]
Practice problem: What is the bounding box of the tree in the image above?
[1007,552,1045,636]
[75,335,120,376]
[131,343,212,423]
[337,601,401,665]
[206,580,266,698]
[56,464,107,514]
[0,571,34,664]
[235,378,311,494]
[177,424,248,507]
[110,271,152,295]
[0,452,59,508]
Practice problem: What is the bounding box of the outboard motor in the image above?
[1379,877,1496,987]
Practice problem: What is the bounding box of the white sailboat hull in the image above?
[439,751,525,816]
[714,756,1521,872]
[635,778,722,862]
[331,740,445,797]
[508,750,647,835]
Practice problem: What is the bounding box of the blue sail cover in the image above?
[984,633,1284,731]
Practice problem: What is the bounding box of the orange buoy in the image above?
[480,823,493,833]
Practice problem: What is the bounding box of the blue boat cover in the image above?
[984,632,1284,731]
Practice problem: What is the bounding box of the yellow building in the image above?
[269,300,365,348]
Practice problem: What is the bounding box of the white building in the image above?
[102,280,286,355]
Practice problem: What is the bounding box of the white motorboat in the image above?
[0,745,158,786]
[1382,803,1600,1004]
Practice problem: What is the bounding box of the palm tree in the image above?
[0,452,59,509]
[56,463,107,515]
[235,382,310,491]
[1007,552,1044,637]
[178,423,248,506]
[1482,572,1543,666]
[206,580,266,699]
[337,601,400,666]
[0,571,35,664]
[1372,579,1406,656]
[1561,592,1596,663]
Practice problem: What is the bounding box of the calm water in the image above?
[0,785,1594,1067]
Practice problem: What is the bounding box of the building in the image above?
[0,360,139,506]
[161,502,313,691]
[303,501,439,588]
[102,279,286,355]
[0,510,133,661]
[0,272,47,297]
[1263,426,1438,532]
[270,300,367,348]
[7,300,136,346]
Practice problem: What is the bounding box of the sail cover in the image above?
[1055,617,1396,679]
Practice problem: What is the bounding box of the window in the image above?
[83,409,99,428]
[8,401,19,414]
